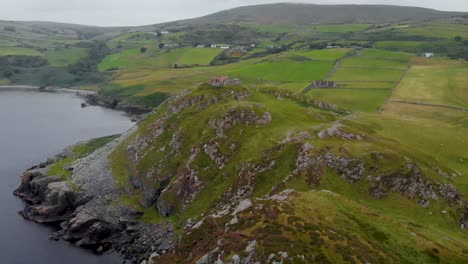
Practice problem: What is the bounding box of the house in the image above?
[161,30,169,35]
[220,46,230,50]
[197,44,206,48]
[211,44,218,48]
[423,52,434,58]
[210,76,241,87]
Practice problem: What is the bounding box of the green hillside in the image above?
[2,3,468,263]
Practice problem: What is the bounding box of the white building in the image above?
[161,31,169,35]
[424,53,434,58]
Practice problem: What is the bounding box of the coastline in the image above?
[0,85,96,95]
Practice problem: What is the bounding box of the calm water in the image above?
[0,89,133,264]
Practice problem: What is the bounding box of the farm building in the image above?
[210,76,241,87]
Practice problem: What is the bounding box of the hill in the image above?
[4,3,468,263]
[177,3,467,25]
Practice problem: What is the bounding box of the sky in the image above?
[0,0,467,27]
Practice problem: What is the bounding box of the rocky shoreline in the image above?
[13,128,175,264]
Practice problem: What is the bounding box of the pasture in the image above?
[308,89,391,112]
[98,47,222,71]
[0,47,42,56]
[391,58,468,108]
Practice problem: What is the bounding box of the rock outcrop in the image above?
[14,130,175,263]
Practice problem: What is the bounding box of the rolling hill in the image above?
[3,3,468,263]
[175,3,467,25]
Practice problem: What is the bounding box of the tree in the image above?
[454,36,463,42]
[159,43,165,49]
[140,47,147,53]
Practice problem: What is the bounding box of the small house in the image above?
[423,53,434,58]
[161,30,169,35]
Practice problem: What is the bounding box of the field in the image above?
[223,60,334,82]
[45,47,88,66]
[308,89,391,112]
[98,47,222,71]
[290,48,352,61]
[0,47,42,56]
[340,57,409,70]
[391,58,468,108]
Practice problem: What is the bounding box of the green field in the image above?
[336,81,395,89]
[340,57,409,69]
[0,47,42,56]
[45,47,88,66]
[331,67,405,82]
[99,47,222,71]
[308,88,391,112]
[360,49,413,61]
[311,24,371,33]
[223,60,334,82]
[291,48,352,61]
[392,59,468,108]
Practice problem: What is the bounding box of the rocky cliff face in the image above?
[14,130,175,263]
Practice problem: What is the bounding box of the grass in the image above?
[391,59,468,108]
[0,47,42,56]
[336,81,394,89]
[223,60,334,82]
[340,57,409,70]
[307,89,391,112]
[98,47,222,71]
[48,135,119,180]
[357,111,468,196]
[311,24,371,33]
[290,48,352,61]
[45,47,88,67]
[330,67,405,82]
[360,49,413,61]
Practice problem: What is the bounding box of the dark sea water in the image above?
[0,89,133,264]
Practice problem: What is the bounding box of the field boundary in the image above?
[390,100,468,112]
[377,65,411,114]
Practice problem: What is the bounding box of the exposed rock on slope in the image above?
[15,83,468,263]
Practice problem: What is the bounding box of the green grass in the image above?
[0,47,42,56]
[374,41,427,51]
[330,67,405,82]
[308,89,391,112]
[336,81,394,89]
[311,24,371,33]
[99,47,222,71]
[360,49,413,61]
[341,57,409,69]
[45,47,88,67]
[357,111,468,196]
[392,61,468,108]
[223,60,334,82]
[290,48,352,61]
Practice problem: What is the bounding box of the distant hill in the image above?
[175,3,467,25]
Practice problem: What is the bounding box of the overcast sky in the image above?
[0,0,467,26]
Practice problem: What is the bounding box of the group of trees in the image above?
[68,41,110,83]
